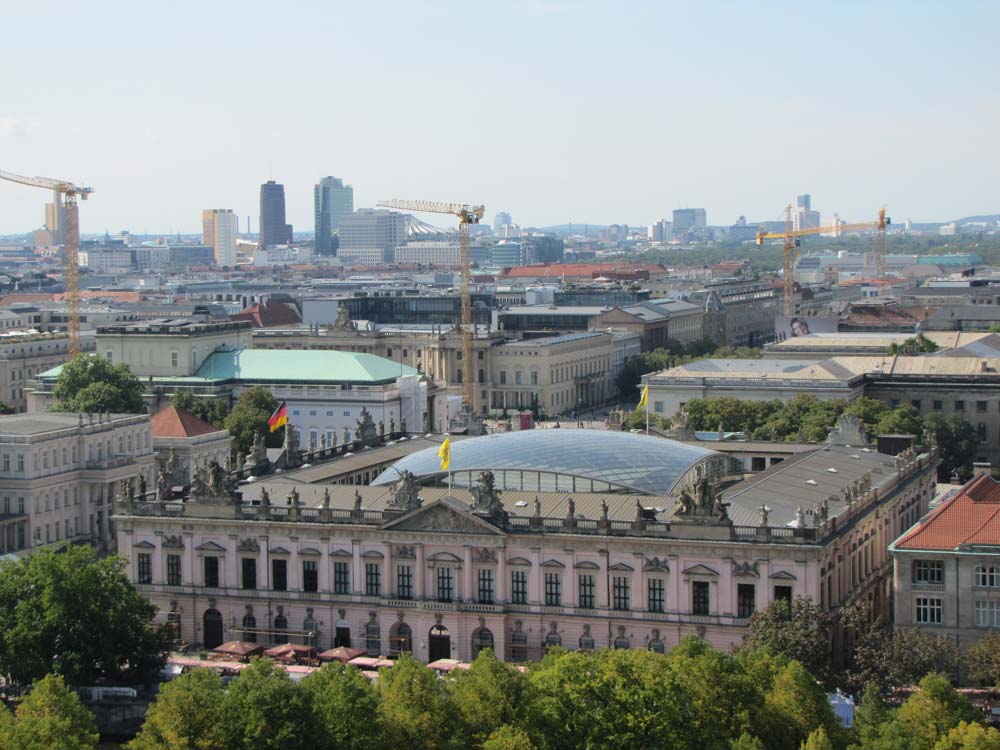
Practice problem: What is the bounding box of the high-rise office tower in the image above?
[672,208,707,232]
[338,209,407,264]
[793,194,820,231]
[259,181,293,249]
[314,176,354,255]
[493,211,512,233]
[202,209,238,267]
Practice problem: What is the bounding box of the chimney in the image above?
[973,462,992,478]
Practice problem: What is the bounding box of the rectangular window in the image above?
[774,585,793,604]
[365,563,381,597]
[955,400,965,411]
[654,401,664,413]
[272,559,287,591]
[396,564,413,599]
[692,581,710,615]
[913,560,944,584]
[933,399,943,410]
[737,583,756,618]
[975,600,1000,628]
[647,578,665,613]
[613,576,630,610]
[137,552,152,584]
[204,556,219,588]
[977,400,988,413]
[303,560,318,593]
[911,399,921,410]
[915,597,943,624]
[166,554,182,586]
[511,570,527,604]
[544,572,561,606]
[334,562,350,594]
[478,568,495,604]
[578,574,595,609]
[170,351,178,367]
[530,371,538,385]
[436,567,454,603]
[241,558,257,590]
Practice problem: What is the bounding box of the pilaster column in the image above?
[463,545,474,602]
[414,543,425,599]
[530,547,542,605]
[351,539,362,595]
[496,547,507,604]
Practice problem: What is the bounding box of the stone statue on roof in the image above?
[356,408,378,447]
[252,430,267,466]
[332,302,353,331]
[389,470,421,511]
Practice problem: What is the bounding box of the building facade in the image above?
[202,209,238,267]
[338,210,407,264]
[116,424,935,662]
[0,332,88,412]
[0,412,155,555]
[890,473,1000,648]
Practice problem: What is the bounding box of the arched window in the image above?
[273,614,288,644]
[390,622,412,657]
[364,615,380,655]
[471,626,494,659]
[242,612,257,643]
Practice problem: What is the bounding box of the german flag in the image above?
[268,401,288,432]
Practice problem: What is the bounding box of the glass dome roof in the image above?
[372,429,721,496]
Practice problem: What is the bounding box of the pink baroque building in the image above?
[115,423,937,663]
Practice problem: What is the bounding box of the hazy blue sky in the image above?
[1,0,997,235]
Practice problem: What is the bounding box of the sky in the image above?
[1,0,998,235]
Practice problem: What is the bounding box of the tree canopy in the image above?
[171,389,230,428]
[0,546,171,686]
[745,598,834,686]
[223,385,282,456]
[0,674,99,750]
[52,354,146,413]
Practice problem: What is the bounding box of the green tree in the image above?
[219,658,315,750]
[223,385,281,456]
[0,546,171,686]
[843,397,893,432]
[127,668,225,750]
[448,649,532,749]
[966,632,1000,687]
[171,389,229,428]
[6,674,99,750]
[52,354,145,413]
[923,413,977,482]
[301,662,382,750]
[886,673,982,750]
[762,661,842,750]
[483,725,535,750]
[731,733,766,750]
[933,721,1000,750]
[745,598,834,686]
[849,683,891,750]
[875,405,924,437]
[377,654,452,750]
[802,727,836,750]
[528,649,689,750]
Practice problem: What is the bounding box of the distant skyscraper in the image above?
[493,211,512,233]
[672,208,707,232]
[314,176,354,255]
[259,181,293,249]
[647,219,673,242]
[202,209,238,267]
[793,194,821,231]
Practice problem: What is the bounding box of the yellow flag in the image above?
[637,384,649,410]
[437,437,451,472]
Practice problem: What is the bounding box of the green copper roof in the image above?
[195,349,417,384]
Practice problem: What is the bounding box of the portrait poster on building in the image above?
[774,315,839,339]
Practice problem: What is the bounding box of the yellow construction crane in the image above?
[377,199,485,424]
[757,206,889,316]
[0,169,93,357]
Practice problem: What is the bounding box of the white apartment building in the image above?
[0,412,155,555]
[0,332,86,412]
[338,210,407,264]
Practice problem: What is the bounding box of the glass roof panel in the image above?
[372,429,720,496]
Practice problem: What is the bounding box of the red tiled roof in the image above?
[231,300,301,328]
[151,405,221,438]
[894,474,1000,550]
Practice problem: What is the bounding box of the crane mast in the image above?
[757,207,890,317]
[377,199,485,426]
[0,169,92,357]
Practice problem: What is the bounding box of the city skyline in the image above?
[1,1,998,234]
